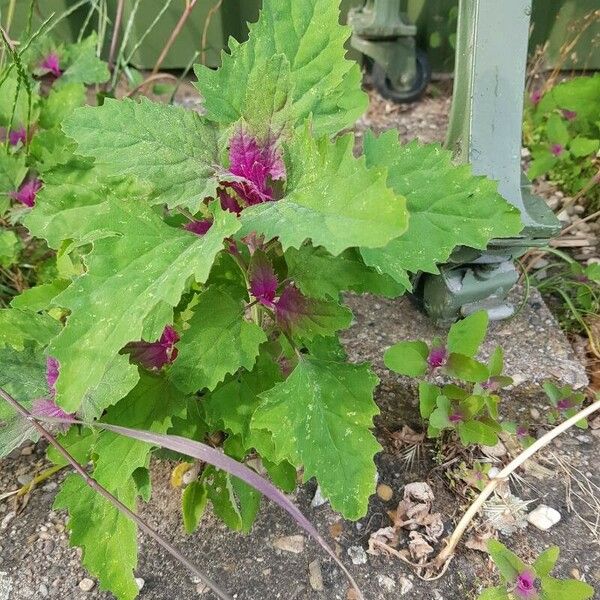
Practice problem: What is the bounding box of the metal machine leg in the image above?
[420,0,561,325]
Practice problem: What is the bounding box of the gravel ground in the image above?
[1,85,599,600]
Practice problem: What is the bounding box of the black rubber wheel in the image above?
[371,49,431,103]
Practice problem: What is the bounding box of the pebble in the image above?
[310,486,328,508]
[483,440,507,458]
[20,446,34,456]
[42,540,55,555]
[78,578,96,592]
[399,576,414,595]
[376,483,394,502]
[272,535,304,554]
[377,574,395,592]
[308,560,324,591]
[38,583,49,597]
[347,545,367,565]
[527,505,561,531]
[196,582,209,594]
[530,408,540,420]
[136,577,145,591]
[17,474,33,486]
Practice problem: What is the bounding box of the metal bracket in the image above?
[420,0,561,325]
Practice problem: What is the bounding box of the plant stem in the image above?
[107,0,124,70]
[0,387,233,600]
[201,0,224,65]
[433,396,600,569]
[151,0,198,78]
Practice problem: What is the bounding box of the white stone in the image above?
[272,535,304,554]
[377,574,396,592]
[308,560,324,591]
[347,545,367,565]
[310,486,328,508]
[399,576,413,595]
[135,577,145,591]
[78,578,96,592]
[527,505,561,531]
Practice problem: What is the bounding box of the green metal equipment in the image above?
[416,0,561,324]
[348,0,431,102]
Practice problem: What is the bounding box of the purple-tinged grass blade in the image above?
[74,420,364,599]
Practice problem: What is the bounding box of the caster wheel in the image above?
[371,49,431,103]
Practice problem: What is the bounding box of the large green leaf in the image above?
[361,131,523,283]
[252,356,380,519]
[62,98,221,210]
[0,152,27,196]
[54,374,185,600]
[48,202,240,412]
[0,344,47,457]
[39,82,86,130]
[241,130,408,256]
[540,576,594,600]
[447,311,489,358]
[286,245,407,299]
[0,308,61,350]
[170,287,267,394]
[59,34,110,87]
[193,0,367,137]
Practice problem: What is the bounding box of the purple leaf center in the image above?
[515,570,537,599]
[184,219,213,236]
[125,325,180,370]
[11,178,42,208]
[427,347,447,369]
[40,53,62,78]
[249,259,278,309]
[561,109,577,121]
[550,143,564,157]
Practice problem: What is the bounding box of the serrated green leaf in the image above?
[48,202,240,412]
[54,374,185,600]
[419,382,441,419]
[286,245,407,299]
[546,114,569,146]
[0,344,47,457]
[0,229,19,267]
[487,539,527,582]
[29,128,77,173]
[0,308,61,349]
[477,587,510,600]
[447,311,489,357]
[47,426,96,468]
[569,136,599,157]
[533,547,560,578]
[458,420,498,446]
[182,479,208,534]
[59,34,110,86]
[280,292,353,342]
[540,576,594,600]
[193,0,367,137]
[445,353,489,383]
[62,98,221,211]
[384,340,429,377]
[361,132,523,281]
[0,152,27,195]
[39,82,86,130]
[528,150,558,180]
[252,356,380,519]
[10,280,70,312]
[170,287,267,394]
[241,130,408,256]
[203,352,283,453]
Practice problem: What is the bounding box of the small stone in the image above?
[42,540,55,555]
[272,535,304,554]
[527,504,561,530]
[17,474,33,486]
[399,576,413,595]
[530,408,540,420]
[308,560,324,591]
[196,582,209,594]
[42,482,58,492]
[20,446,34,456]
[135,577,145,591]
[78,578,96,592]
[311,486,328,508]
[377,483,394,502]
[347,545,367,565]
[377,574,395,592]
[38,583,49,598]
[483,440,507,458]
[571,568,581,579]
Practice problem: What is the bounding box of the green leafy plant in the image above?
[479,539,594,600]
[532,251,600,356]
[0,1,523,597]
[542,381,588,429]
[385,311,514,446]
[524,74,600,210]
